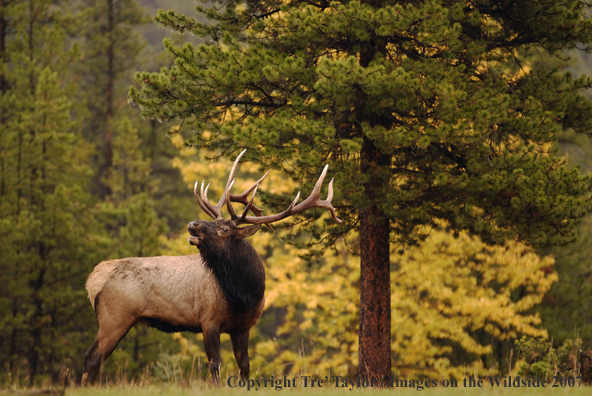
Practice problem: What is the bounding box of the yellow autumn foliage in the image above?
[163,139,557,379]
[391,230,556,378]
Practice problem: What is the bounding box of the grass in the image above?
[3,375,586,396]
[64,383,591,396]
[3,361,589,396]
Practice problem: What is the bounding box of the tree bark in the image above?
[358,139,391,383]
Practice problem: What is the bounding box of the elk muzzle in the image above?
[188,221,205,246]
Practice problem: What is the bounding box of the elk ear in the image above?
[236,224,261,239]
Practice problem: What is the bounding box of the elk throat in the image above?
[199,240,265,314]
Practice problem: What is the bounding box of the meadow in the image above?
[3,374,589,396]
[6,383,587,396]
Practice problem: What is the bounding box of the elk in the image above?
[81,150,341,384]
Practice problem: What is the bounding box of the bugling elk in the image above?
[81,150,341,384]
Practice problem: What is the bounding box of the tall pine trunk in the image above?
[358,139,391,382]
[357,32,392,381]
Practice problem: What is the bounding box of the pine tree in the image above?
[75,0,149,197]
[131,0,592,380]
[0,0,102,383]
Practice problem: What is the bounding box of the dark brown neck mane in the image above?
[199,239,265,314]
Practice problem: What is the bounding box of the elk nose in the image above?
[187,221,202,231]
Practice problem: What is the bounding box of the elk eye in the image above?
[216,227,229,236]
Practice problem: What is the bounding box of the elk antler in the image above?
[194,150,342,225]
[232,163,342,225]
[194,149,268,220]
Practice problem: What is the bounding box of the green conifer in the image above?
[0,0,102,383]
[75,0,149,197]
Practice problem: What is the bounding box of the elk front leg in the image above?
[203,327,221,383]
[230,330,250,380]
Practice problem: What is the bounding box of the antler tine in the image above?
[324,178,341,223]
[225,179,239,220]
[235,165,342,225]
[226,179,275,229]
[216,149,247,211]
[228,170,270,217]
[326,178,334,202]
[238,183,260,222]
[225,149,247,191]
[197,150,248,220]
[201,182,223,219]
[293,164,328,208]
[194,181,217,220]
[293,167,340,223]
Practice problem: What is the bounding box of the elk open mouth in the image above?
[188,228,204,246]
[188,235,203,246]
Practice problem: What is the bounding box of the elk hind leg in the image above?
[82,315,136,384]
[230,330,250,380]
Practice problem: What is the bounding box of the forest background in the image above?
[1,0,592,387]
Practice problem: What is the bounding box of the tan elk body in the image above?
[86,254,246,331]
[82,150,340,384]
